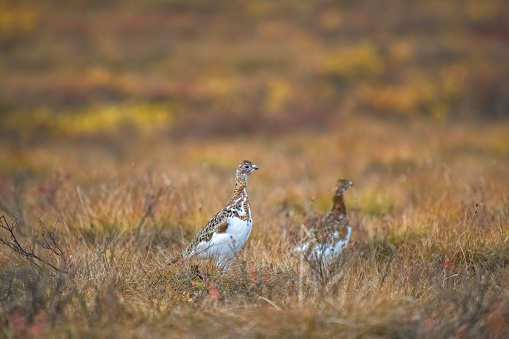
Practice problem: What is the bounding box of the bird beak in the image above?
[253,165,259,170]
[350,181,354,186]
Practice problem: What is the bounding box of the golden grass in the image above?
[1,0,508,336]
[1,116,508,337]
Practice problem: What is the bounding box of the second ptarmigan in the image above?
[295,179,353,263]
[183,160,259,268]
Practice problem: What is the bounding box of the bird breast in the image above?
[226,215,252,236]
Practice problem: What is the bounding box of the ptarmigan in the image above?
[295,179,353,262]
[182,160,259,268]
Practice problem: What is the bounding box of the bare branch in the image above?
[0,214,62,273]
[35,217,64,256]
[137,187,164,233]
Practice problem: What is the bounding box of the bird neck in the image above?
[229,176,248,204]
[331,194,346,216]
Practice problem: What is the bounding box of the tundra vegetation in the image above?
[1,0,508,337]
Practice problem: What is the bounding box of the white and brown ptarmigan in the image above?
[182,160,259,268]
[295,179,353,262]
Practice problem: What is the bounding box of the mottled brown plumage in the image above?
[183,160,259,265]
[216,222,228,234]
[296,179,353,260]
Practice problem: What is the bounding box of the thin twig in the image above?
[136,187,164,235]
[380,247,396,288]
[0,215,62,272]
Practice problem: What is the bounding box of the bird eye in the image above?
[244,165,249,169]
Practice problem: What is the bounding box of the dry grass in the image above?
[1,116,508,338]
[1,0,509,337]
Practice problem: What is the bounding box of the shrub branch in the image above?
[0,214,63,273]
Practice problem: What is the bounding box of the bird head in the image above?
[236,160,259,179]
[334,179,353,195]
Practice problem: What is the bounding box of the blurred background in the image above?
[0,3,509,336]
[0,0,508,221]
[1,0,508,145]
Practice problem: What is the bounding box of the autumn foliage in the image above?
[1,0,509,337]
